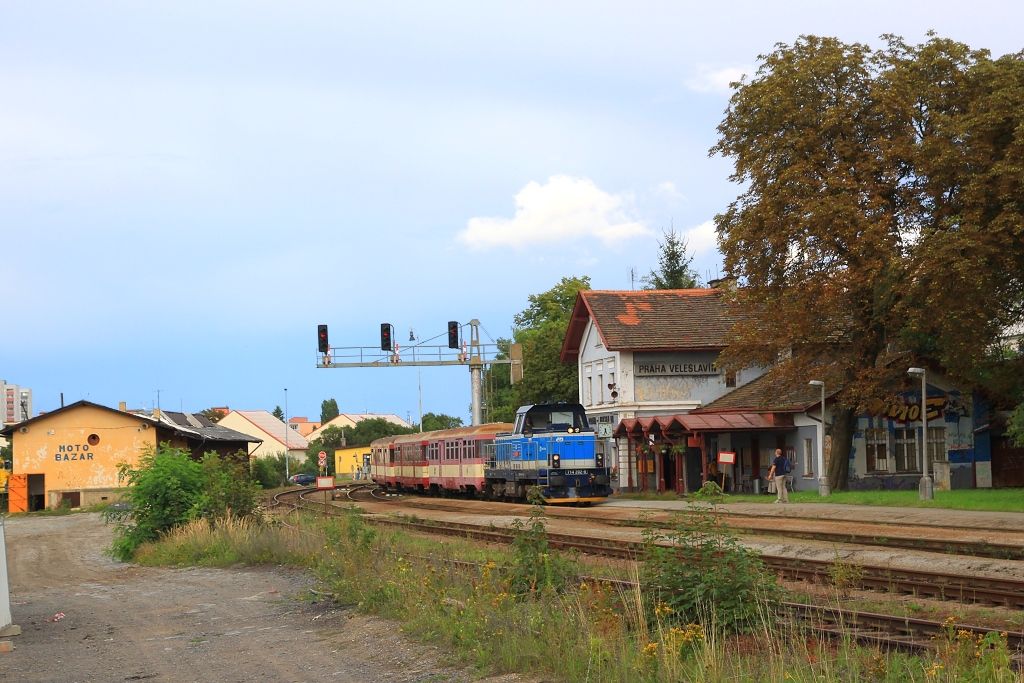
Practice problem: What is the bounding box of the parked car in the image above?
[289,473,317,486]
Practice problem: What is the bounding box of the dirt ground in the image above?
[0,513,531,683]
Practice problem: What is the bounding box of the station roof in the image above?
[695,370,823,414]
[561,289,741,363]
[0,400,262,445]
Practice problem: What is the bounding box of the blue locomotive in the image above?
[486,402,613,503]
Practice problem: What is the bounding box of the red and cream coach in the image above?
[370,423,513,495]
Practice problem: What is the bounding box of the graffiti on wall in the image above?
[865,390,968,424]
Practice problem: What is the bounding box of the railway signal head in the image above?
[447,320,460,349]
[317,324,329,353]
[380,323,393,351]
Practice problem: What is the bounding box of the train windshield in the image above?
[516,404,591,434]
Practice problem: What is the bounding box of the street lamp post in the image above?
[808,380,830,496]
[907,367,933,500]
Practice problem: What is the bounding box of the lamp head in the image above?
[808,380,824,387]
[907,367,925,377]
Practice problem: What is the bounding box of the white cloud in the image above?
[685,65,751,94]
[654,180,685,202]
[683,220,718,254]
[458,175,651,250]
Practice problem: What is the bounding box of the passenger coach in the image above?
[370,423,512,495]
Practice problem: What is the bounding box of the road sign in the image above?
[318,450,327,467]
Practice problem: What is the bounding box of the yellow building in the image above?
[0,400,258,512]
[333,445,371,478]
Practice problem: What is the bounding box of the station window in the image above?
[725,370,736,388]
[894,428,918,472]
[802,438,813,476]
[865,428,888,473]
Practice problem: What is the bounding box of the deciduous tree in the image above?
[481,277,590,421]
[712,34,1024,489]
[515,276,591,407]
[420,412,464,431]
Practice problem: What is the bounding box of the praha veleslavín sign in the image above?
[634,361,719,377]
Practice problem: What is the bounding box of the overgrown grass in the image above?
[132,507,1021,682]
[617,487,1024,512]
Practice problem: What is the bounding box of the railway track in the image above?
[276,487,1024,609]
[373,495,1024,561]
[274,487,1024,664]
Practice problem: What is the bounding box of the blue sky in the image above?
[3,1,1022,424]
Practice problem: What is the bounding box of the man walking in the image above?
[767,448,790,503]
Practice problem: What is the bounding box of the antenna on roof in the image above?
[629,267,636,290]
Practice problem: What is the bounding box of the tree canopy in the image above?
[420,412,464,431]
[271,405,284,421]
[483,276,591,421]
[712,34,1024,488]
[320,398,340,423]
[641,229,699,290]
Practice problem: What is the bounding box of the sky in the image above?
[3,1,1022,425]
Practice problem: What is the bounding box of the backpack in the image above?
[778,455,791,475]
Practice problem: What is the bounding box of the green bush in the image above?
[105,442,263,560]
[250,453,289,488]
[640,503,776,632]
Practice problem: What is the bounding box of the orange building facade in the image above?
[1,401,258,512]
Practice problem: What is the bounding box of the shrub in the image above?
[640,503,776,632]
[105,442,263,560]
[250,453,288,488]
[503,491,578,595]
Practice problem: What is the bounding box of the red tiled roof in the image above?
[561,289,739,362]
[694,369,829,414]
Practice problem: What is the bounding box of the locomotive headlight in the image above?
[552,454,561,468]
[596,453,604,467]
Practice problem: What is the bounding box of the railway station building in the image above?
[0,400,259,512]
[561,288,996,494]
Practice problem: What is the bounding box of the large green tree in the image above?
[420,412,464,431]
[320,398,340,423]
[483,276,591,421]
[641,228,699,290]
[483,338,518,423]
[712,34,1024,489]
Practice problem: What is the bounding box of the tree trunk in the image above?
[827,406,856,490]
